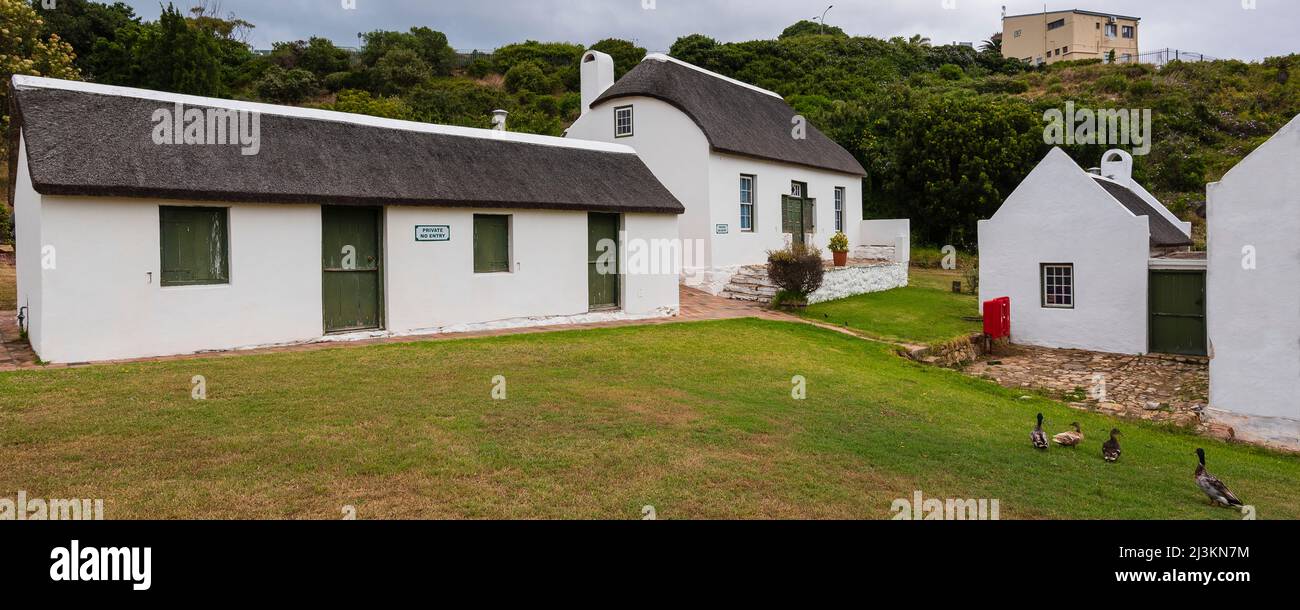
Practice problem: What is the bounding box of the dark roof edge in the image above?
[30,183,684,215]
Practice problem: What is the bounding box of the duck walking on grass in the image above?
[1102,429,1122,462]
[1053,423,1084,447]
[1195,448,1244,508]
[1031,413,1049,450]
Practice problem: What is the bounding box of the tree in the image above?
[588,38,646,80]
[298,37,351,79]
[779,20,847,39]
[254,65,317,103]
[319,89,413,121]
[135,3,223,96]
[667,34,719,70]
[374,48,431,94]
[504,60,547,94]
[359,27,454,76]
[979,33,1002,54]
[31,0,139,79]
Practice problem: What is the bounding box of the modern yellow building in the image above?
[1001,9,1140,66]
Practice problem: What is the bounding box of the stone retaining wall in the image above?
[808,262,910,304]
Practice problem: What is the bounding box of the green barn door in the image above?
[1149,270,1206,356]
[322,206,383,333]
[588,213,620,310]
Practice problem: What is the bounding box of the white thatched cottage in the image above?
[7,76,683,363]
[566,51,909,298]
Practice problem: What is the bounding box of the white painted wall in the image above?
[860,219,911,263]
[978,148,1151,354]
[567,96,712,266]
[19,194,680,363]
[707,152,863,268]
[13,135,44,349]
[1206,114,1300,448]
[32,197,322,362]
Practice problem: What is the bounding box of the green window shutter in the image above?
[473,214,510,273]
[781,196,796,233]
[803,198,816,230]
[160,206,229,286]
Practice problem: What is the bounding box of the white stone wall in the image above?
[809,262,910,305]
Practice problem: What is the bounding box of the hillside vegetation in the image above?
[2,5,1298,249]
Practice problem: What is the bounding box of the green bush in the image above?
[504,61,548,94]
[254,66,318,103]
[766,246,826,298]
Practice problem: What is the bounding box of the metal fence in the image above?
[1112,48,1218,67]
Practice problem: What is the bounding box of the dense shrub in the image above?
[766,247,826,298]
[254,66,318,103]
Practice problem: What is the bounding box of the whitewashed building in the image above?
[1206,114,1300,450]
[978,148,1200,355]
[7,76,683,363]
[567,51,909,296]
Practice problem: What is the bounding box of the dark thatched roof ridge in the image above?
[1092,177,1192,248]
[591,56,867,176]
[8,77,684,215]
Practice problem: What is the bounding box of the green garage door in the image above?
[1149,270,1206,357]
[322,206,383,333]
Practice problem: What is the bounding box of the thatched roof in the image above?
[8,76,683,215]
[1092,177,1192,248]
[591,55,867,176]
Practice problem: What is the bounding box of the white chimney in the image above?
[1100,149,1133,186]
[491,109,509,131]
[580,50,615,117]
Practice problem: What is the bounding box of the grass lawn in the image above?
[801,269,981,346]
[2,318,1297,520]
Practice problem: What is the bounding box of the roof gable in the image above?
[590,56,867,176]
[1091,177,1192,248]
[9,76,684,215]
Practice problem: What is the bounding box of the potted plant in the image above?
[828,232,850,267]
[766,246,826,310]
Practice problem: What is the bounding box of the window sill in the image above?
[160,283,231,291]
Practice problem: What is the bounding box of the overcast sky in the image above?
[117,0,1292,61]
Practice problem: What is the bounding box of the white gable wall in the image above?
[979,148,1152,354]
[1206,115,1300,448]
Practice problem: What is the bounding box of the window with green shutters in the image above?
[160,206,229,286]
[473,214,511,273]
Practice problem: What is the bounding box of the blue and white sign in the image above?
[415,225,451,242]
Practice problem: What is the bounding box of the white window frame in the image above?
[790,182,803,198]
[1042,264,1075,309]
[739,174,756,232]
[833,187,845,232]
[614,105,633,138]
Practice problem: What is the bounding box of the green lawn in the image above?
[0,258,14,311]
[802,272,982,346]
[2,318,1297,520]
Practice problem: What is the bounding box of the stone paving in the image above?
[964,344,1215,434]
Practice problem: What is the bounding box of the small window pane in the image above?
[474,215,510,273]
[615,106,633,137]
[740,175,755,231]
[1042,264,1075,309]
[834,187,845,232]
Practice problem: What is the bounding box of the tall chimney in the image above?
[491,109,509,131]
[580,50,615,117]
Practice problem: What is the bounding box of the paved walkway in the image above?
[964,344,1211,431]
[0,287,793,371]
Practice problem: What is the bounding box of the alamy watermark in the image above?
[1043,101,1152,156]
[152,102,261,156]
[1,491,105,520]
[891,491,1000,520]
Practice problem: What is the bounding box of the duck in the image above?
[1102,429,1122,462]
[1053,423,1084,447]
[1195,448,1244,508]
[1031,413,1049,450]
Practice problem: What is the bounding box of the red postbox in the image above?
[983,297,1010,340]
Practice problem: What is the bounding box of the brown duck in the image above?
[1195,448,1243,508]
[1053,423,1084,447]
[1102,429,1122,462]
[1031,413,1049,450]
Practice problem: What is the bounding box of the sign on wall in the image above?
[715,224,730,235]
[415,225,450,242]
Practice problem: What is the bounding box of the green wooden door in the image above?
[782,196,805,248]
[322,206,383,333]
[1149,270,1206,356]
[588,213,620,310]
